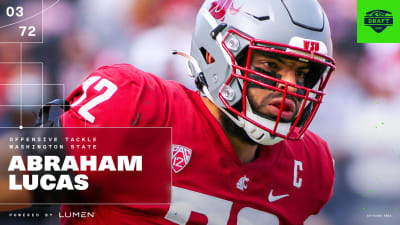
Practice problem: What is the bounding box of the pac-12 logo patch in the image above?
[364,10,393,33]
[172,145,192,173]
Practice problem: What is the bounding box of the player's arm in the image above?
[0,64,155,210]
[62,64,167,127]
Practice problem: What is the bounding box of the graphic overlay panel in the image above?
[0,62,63,128]
[2,127,171,204]
[357,0,400,43]
[0,0,43,43]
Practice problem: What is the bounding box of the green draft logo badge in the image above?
[364,10,393,33]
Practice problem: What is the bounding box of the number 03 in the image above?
[71,76,118,123]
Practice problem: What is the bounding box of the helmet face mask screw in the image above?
[221,85,235,101]
[227,37,240,51]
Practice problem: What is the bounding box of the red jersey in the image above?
[61,64,334,225]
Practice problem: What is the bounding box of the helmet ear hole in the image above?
[200,47,215,64]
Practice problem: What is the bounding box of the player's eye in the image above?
[262,61,279,71]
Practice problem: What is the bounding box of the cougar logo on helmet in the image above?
[209,0,243,21]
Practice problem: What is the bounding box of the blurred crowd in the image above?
[0,0,399,224]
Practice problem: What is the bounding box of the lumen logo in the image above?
[364,10,393,33]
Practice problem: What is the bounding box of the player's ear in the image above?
[205,51,215,64]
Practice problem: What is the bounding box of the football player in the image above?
[3,0,336,224]
[60,0,336,224]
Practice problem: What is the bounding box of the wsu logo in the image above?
[209,0,244,21]
[364,10,393,33]
[303,40,320,52]
[236,175,249,191]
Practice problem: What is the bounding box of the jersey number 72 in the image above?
[70,76,118,123]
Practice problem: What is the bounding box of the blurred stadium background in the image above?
[0,0,399,224]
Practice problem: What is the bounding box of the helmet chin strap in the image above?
[171,50,200,78]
